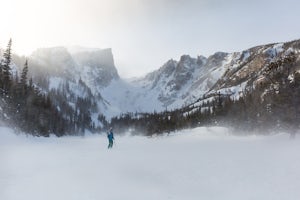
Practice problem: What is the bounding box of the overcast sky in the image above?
[1,0,300,78]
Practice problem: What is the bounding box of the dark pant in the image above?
[108,140,113,148]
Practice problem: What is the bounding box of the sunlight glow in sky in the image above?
[1,0,300,78]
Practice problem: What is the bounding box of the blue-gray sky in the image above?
[1,0,300,78]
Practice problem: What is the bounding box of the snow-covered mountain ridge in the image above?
[106,40,300,116]
[10,39,300,122]
[132,40,300,110]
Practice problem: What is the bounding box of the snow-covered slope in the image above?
[1,126,300,200]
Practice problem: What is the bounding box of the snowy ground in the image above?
[1,126,300,200]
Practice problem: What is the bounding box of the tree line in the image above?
[0,39,71,136]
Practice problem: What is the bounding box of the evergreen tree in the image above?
[2,39,13,95]
[21,60,28,86]
[20,59,29,95]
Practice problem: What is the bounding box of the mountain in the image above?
[8,46,121,129]
[98,52,231,115]
[108,40,300,135]
[5,39,300,134]
[125,40,300,112]
[12,40,300,113]
[131,52,229,108]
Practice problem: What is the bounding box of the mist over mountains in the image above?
[1,38,300,136]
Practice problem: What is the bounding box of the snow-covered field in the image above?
[1,126,300,200]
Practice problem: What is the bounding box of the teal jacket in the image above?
[107,132,114,141]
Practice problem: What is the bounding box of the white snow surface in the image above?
[1,126,300,200]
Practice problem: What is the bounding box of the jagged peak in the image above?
[162,58,177,68]
[179,54,193,62]
[197,55,207,66]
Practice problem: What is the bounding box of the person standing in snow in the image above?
[107,128,114,149]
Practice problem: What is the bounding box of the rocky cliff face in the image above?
[70,48,119,89]
[208,41,300,96]
[28,46,119,88]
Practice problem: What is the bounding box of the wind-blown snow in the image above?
[1,126,300,200]
[49,77,63,90]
